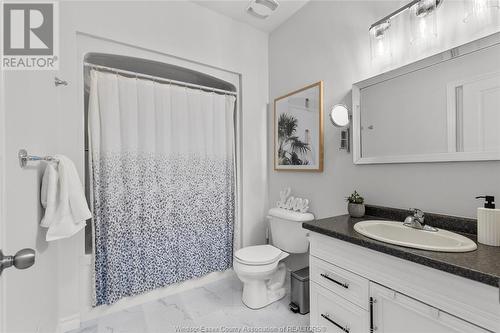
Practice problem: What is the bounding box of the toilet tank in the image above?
[268,208,315,253]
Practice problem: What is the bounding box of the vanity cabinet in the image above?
[310,282,368,333]
[309,232,499,333]
[370,283,488,333]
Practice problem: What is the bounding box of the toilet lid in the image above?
[234,245,283,265]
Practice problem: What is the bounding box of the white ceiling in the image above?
[192,0,310,33]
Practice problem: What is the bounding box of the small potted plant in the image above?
[346,190,365,218]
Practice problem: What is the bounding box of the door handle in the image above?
[0,248,36,275]
[370,297,377,332]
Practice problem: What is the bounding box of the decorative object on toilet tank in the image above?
[276,187,310,213]
[274,81,324,172]
[346,190,365,217]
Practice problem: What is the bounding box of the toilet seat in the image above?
[234,245,283,265]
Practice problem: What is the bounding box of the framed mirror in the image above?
[274,81,324,171]
[352,32,500,164]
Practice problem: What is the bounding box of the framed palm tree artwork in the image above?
[274,81,324,171]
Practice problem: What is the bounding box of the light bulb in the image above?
[410,0,438,46]
[464,0,500,23]
[369,21,392,61]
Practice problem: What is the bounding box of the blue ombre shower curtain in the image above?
[88,70,236,305]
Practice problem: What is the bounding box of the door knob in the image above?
[0,248,36,275]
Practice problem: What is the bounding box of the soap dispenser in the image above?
[476,196,500,246]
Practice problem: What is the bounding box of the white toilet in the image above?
[233,207,314,309]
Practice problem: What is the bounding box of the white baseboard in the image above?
[57,314,81,333]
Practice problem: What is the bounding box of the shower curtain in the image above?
[88,70,236,306]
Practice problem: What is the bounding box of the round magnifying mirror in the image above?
[329,104,350,127]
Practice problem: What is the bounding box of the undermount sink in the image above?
[354,220,477,252]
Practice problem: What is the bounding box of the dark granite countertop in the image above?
[303,208,500,288]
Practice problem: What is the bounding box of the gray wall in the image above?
[269,1,500,220]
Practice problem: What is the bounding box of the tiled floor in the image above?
[73,273,310,333]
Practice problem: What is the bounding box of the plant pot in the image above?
[348,203,365,218]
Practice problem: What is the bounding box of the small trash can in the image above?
[289,266,309,315]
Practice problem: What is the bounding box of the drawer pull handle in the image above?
[321,313,350,333]
[320,273,349,289]
[370,297,377,332]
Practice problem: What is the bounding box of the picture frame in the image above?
[274,81,324,172]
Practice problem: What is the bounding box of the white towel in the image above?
[40,155,92,241]
[40,162,58,228]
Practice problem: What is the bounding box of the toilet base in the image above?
[241,262,288,309]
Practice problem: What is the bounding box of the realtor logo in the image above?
[2,2,58,70]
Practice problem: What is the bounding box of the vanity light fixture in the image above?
[409,0,439,45]
[369,0,444,58]
[246,0,279,19]
[463,0,500,23]
[414,0,440,17]
[369,20,392,60]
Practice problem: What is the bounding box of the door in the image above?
[0,69,61,332]
[370,282,489,333]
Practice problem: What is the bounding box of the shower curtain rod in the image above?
[84,62,237,96]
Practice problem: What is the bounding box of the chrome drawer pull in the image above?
[321,313,350,333]
[320,273,349,289]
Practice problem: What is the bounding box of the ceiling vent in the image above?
[246,0,279,19]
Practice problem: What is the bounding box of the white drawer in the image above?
[310,282,369,333]
[310,255,369,310]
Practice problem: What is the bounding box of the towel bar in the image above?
[18,149,58,168]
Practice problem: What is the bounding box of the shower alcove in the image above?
[79,43,242,320]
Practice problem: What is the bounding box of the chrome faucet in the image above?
[403,208,437,232]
